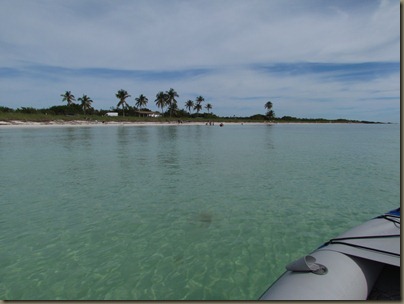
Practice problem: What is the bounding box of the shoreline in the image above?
[0,120,391,128]
[0,120,269,128]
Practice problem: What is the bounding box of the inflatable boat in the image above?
[259,208,400,300]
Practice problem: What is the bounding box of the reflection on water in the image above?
[264,124,274,150]
[157,126,180,171]
[62,127,94,149]
[116,126,133,170]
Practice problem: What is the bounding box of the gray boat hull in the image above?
[259,209,400,300]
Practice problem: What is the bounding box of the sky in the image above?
[0,0,400,122]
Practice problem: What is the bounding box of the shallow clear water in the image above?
[0,123,400,300]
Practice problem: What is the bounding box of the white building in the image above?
[105,112,118,117]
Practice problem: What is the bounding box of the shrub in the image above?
[249,114,267,120]
[0,106,14,113]
[47,104,82,115]
[16,107,38,114]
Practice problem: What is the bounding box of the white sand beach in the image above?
[0,120,269,128]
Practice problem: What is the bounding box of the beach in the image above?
[0,120,268,128]
[0,119,372,128]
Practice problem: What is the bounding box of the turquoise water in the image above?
[0,123,399,300]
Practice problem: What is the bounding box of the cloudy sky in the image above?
[0,0,400,122]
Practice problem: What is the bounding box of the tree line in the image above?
[0,88,275,120]
[1,98,382,123]
[60,88,215,118]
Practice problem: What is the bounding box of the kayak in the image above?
[259,208,400,300]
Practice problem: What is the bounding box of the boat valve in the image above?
[285,255,328,275]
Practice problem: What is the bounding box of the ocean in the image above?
[0,123,400,300]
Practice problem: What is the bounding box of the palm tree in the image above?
[168,102,179,117]
[165,88,179,117]
[78,94,93,115]
[155,91,167,115]
[61,91,76,106]
[265,101,274,120]
[135,94,148,116]
[185,100,194,114]
[194,103,202,114]
[116,89,131,117]
[196,96,204,105]
[194,96,204,115]
[266,110,275,120]
[205,103,212,113]
[264,101,273,111]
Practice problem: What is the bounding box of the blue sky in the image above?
[0,0,400,122]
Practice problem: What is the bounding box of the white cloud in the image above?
[0,0,400,122]
[0,0,399,68]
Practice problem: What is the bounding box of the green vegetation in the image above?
[78,95,93,115]
[135,94,148,114]
[264,101,275,120]
[60,91,76,106]
[0,89,383,124]
[194,96,204,114]
[166,88,179,117]
[115,89,131,117]
[0,107,382,124]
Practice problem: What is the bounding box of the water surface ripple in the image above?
[0,123,399,300]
